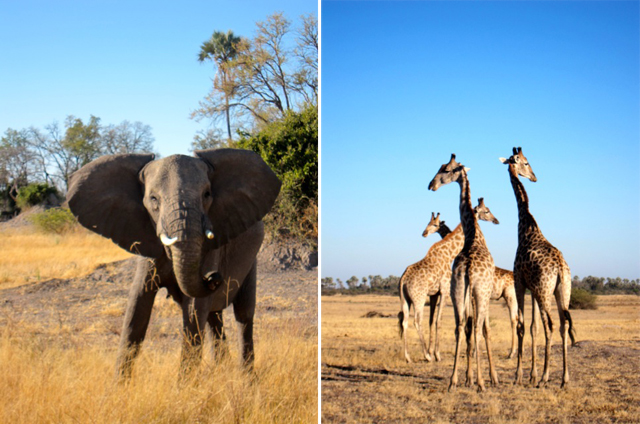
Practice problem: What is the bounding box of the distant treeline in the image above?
[321,275,640,296]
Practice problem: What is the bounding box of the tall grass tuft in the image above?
[28,207,77,234]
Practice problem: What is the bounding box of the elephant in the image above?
[66,148,281,377]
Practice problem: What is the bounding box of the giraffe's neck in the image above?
[436,223,452,239]
[426,223,465,262]
[457,172,484,249]
[508,164,540,239]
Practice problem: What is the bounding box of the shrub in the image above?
[29,207,77,234]
[570,287,597,310]
[16,183,59,209]
[236,105,318,243]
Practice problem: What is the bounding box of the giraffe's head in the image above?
[422,212,446,238]
[428,154,470,191]
[499,147,537,182]
[474,197,499,225]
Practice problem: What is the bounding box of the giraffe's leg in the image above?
[464,315,474,387]
[449,312,465,392]
[537,301,554,388]
[434,291,446,361]
[414,303,431,362]
[427,294,439,361]
[483,306,499,386]
[530,295,539,385]
[505,288,518,359]
[474,297,487,393]
[449,268,466,392]
[401,296,412,363]
[514,281,526,385]
[555,290,570,388]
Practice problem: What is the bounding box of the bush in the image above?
[29,207,77,234]
[16,183,59,209]
[570,287,597,310]
[236,105,318,243]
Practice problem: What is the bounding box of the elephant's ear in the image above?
[67,154,164,258]
[194,148,281,247]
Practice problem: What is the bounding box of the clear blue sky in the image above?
[0,0,317,158]
[321,1,640,282]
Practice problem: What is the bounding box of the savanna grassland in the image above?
[0,222,318,423]
[322,294,640,423]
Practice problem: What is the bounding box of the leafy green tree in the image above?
[346,276,360,290]
[16,183,59,209]
[0,129,35,199]
[236,105,317,241]
[321,277,335,290]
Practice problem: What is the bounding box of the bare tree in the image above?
[102,121,155,155]
[293,13,318,106]
[193,13,318,132]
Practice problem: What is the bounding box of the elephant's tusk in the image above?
[160,233,178,246]
[205,230,214,240]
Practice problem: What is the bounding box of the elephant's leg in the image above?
[206,310,228,361]
[233,260,257,368]
[115,259,160,380]
[180,295,215,375]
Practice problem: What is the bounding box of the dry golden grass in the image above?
[322,294,640,423]
[0,225,132,288]
[0,318,317,424]
[0,224,318,423]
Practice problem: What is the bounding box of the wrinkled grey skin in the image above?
[67,149,281,377]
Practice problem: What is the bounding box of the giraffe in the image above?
[428,202,519,359]
[428,154,499,392]
[500,147,576,388]
[398,200,499,364]
[492,266,518,359]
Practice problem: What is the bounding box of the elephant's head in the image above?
[67,149,281,298]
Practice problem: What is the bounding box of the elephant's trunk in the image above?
[172,241,211,298]
[161,202,212,298]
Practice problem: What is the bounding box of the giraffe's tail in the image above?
[564,310,577,347]
[398,271,411,339]
[558,263,577,347]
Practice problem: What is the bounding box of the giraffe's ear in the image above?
[464,167,471,173]
[499,157,508,164]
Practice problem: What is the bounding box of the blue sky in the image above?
[0,0,317,158]
[321,1,640,282]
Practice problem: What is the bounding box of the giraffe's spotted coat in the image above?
[502,147,576,389]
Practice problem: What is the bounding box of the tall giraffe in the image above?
[434,201,519,359]
[398,200,499,364]
[428,154,499,392]
[500,147,576,388]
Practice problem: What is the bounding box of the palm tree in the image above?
[198,30,242,142]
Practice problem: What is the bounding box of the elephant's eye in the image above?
[204,190,211,199]
[149,195,159,208]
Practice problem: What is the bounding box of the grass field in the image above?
[0,225,318,423]
[0,225,132,289]
[321,294,640,423]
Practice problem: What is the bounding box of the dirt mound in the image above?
[258,240,318,272]
[0,205,47,230]
[361,311,394,318]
